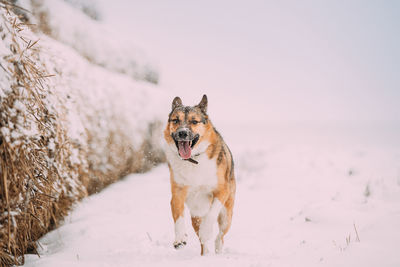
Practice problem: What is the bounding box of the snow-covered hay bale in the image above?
[0,4,86,265]
[0,2,165,265]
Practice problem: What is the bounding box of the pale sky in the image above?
[99,0,400,123]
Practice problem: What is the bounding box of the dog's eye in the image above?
[172,119,179,124]
[191,120,199,125]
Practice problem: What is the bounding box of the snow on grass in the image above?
[1,3,169,262]
[23,122,400,267]
[39,32,167,148]
[17,0,159,84]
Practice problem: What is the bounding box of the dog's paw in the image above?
[173,240,187,250]
[215,235,223,254]
[173,232,188,250]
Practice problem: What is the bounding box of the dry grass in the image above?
[332,223,361,252]
[85,121,165,195]
[0,3,165,265]
[0,3,87,265]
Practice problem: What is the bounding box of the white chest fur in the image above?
[165,142,217,188]
[166,142,218,217]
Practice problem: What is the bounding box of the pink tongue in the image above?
[178,141,191,159]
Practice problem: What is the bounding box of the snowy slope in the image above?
[16,0,159,83]
[23,122,400,267]
[0,4,168,263]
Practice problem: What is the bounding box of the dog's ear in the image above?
[197,94,208,114]
[172,96,182,110]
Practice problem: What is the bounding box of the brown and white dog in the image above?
[164,95,236,255]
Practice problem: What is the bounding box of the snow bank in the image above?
[0,2,166,265]
[39,34,166,193]
[0,5,85,265]
[16,0,159,84]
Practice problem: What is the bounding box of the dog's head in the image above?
[164,95,209,160]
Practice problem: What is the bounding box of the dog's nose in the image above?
[177,129,188,139]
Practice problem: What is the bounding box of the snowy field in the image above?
[24,122,400,267]
[3,1,398,266]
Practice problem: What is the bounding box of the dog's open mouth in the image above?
[177,141,191,159]
[174,135,199,160]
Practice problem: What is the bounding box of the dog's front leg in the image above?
[170,177,188,249]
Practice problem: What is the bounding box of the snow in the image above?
[17,0,159,83]
[23,122,400,267]
[0,5,168,261]
[3,1,398,266]
[38,33,167,151]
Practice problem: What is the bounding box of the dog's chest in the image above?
[169,153,218,188]
[166,145,218,217]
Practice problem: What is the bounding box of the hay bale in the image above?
[0,3,86,265]
[0,2,165,265]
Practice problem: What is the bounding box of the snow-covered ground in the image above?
[24,122,400,267]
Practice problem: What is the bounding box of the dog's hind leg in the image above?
[215,195,234,254]
[191,216,208,255]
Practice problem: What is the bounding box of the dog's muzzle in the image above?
[172,128,199,160]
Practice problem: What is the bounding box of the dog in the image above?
[164,94,236,255]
